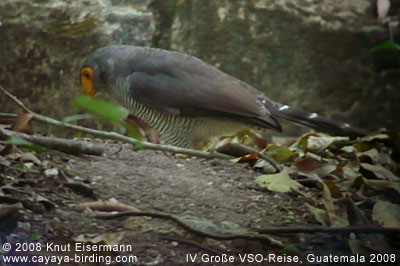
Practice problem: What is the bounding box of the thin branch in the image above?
[0,85,233,160]
[0,112,17,119]
[217,143,281,172]
[255,226,400,235]
[0,86,32,113]
[1,128,104,156]
[72,201,140,212]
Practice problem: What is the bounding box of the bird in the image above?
[80,45,368,149]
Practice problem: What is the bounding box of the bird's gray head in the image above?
[80,45,137,97]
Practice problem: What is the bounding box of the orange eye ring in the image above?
[81,67,93,82]
[80,67,95,97]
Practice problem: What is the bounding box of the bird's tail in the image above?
[264,100,368,137]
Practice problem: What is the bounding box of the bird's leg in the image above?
[126,114,161,144]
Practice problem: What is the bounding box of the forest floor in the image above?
[1,134,400,265]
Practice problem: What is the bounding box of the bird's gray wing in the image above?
[128,49,281,130]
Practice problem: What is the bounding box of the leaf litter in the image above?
[1,121,399,264]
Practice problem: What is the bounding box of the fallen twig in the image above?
[0,88,31,113]
[217,143,281,172]
[0,85,233,160]
[255,226,400,235]
[0,112,17,119]
[0,128,104,156]
[96,210,283,247]
[62,181,98,198]
[72,201,140,212]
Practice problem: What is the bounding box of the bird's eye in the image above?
[81,67,93,81]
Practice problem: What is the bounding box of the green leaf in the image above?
[73,95,127,122]
[306,204,329,226]
[282,215,295,221]
[28,232,40,242]
[4,137,33,146]
[265,144,296,163]
[282,245,300,255]
[353,141,373,152]
[72,95,142,141]
[290,133,315,151]
[306,204,348,226]
[4,136,46,153]
[256,171,303,193]
[371,40,400,52]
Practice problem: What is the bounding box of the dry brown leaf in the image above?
[311,174,343,227]
[358,148,379,163]
[372,200,400,228]
[0,143,13,156]
[0,119,15,127]
[361,163,400,181]
[323,180,343,198]
[252,131,268,149]
[320,180,337,226]
[11,113,34,134]
[307,135,349,153]
[20,152,42,165]
[1,113,35,155]
[231,152,259,164]
[296,156,336,178]
[360,133,389,142]
[341,164,361,180]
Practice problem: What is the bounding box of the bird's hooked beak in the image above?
[80,67,96,97]
[82,83,95,97]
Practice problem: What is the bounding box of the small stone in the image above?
[221,183,232,188]
[24,162,34,169]
[44,168,58,177]
[21,152,41,165]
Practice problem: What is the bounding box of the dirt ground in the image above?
[1,138,325,266]
[2,138,399,266]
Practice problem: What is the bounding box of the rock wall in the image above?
[153,0,399,132]
[0,0,398,136]
[0,0,154,133]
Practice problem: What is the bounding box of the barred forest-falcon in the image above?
[80,45,367,149]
